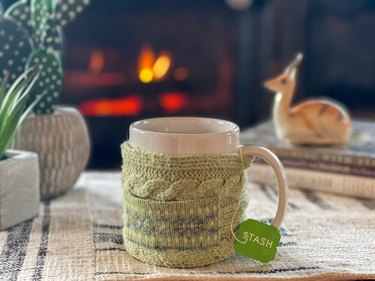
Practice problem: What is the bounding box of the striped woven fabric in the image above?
[0,172,374,280]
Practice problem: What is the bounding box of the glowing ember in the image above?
[159,92,188,113]
[89,49,105,73]
[153,53,171,80]
[138,45,155,83]
[80,95,143,116]
[139,68,154,83]
[138,45,172,83]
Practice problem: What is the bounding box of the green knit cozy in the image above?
[121,142,252,268]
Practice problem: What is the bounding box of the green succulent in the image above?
[0,68,41,159]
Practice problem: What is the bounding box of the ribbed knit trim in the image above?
[121,142,252,267]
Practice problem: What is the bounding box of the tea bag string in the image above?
[230,142,249,244]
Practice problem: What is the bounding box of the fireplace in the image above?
[58,0,251,168]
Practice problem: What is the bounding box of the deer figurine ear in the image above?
[284,53,303,73]
[284,53,303,80]
[287,67,297,79]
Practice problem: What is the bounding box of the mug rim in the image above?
[130,117,240,136]
[129,117,240,155]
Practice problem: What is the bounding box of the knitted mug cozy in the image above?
[121,142,253,268]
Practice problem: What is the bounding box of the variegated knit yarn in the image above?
[121,142,252,268]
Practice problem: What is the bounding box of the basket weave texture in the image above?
[13,107,90,200]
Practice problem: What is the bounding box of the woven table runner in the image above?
[0,172,374,280]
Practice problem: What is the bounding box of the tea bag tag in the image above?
[235,219,281,263]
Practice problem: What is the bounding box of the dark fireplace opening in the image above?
[60,0,250,169]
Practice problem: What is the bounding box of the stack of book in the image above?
[240,120,375,199]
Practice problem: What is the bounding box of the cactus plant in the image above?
[26,49,63,114]
[54,0,90,26]
[0,15,34,88]
[0,0,90,115]
[32,0,52,45]
[44,17,64,52]
[4,1,35,43]
[5,0,64,52]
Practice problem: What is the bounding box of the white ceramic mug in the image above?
[129,117,288,228]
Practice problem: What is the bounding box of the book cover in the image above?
[268,157,375,178]
[248,163,375,199]
[241,120,375,168]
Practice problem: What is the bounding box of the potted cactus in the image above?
[0,69,41,230]
[0,0,91,199]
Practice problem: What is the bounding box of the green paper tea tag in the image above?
[235,219,281,263]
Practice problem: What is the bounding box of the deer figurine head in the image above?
[264,53,303,94]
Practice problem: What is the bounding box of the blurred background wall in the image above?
[4,0,375,169]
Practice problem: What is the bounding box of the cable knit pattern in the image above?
[121,142,252,268]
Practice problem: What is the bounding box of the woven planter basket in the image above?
[13,107,90,200]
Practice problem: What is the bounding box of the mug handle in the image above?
[241,146,288,228]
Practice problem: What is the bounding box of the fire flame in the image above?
[89,49,105,73]
[138,45,172,83]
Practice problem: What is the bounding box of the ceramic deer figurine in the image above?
[264,53,352,145]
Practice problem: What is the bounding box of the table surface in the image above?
[0,172,374,281]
